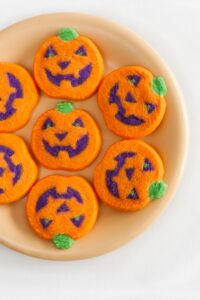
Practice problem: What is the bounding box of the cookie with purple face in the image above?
[34,28,104,100]
[97,65,167,138]
[0,134,38,204]
[31,102,102,170]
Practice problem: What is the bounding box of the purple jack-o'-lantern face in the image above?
[43,44,92,88]
[0,144,22,194]
[0,63,38,132]
[105,151,155,201]
[36,185,85,233]
[41,113,88,159]
[0,72,23,122]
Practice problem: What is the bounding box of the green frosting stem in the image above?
[58,28,79,41]
[152,77,167,96]
[148,180,168,201]
[56,101,74,113]
[52,234,74,250]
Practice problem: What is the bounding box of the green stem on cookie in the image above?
[152,77,167,96]
[58,28,79,41]
[56,101,74,113]
[148,180,167,200]
[52,234,74,249]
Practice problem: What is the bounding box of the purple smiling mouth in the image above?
[45,63,92,87]
[42,134,89,158]
[0,72,23,121]
[0,145,22,193]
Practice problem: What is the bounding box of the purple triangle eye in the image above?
[72,118,84,127]
[127,188,139,200]
[142,158,154,171]
[40,218,52,229]
[42,118,55,130]
[125,92,136,103]
[145,102,156,114]
[127,75,141,86]
[44,46,57,58]
[71,215,85,227]
[75,46,87,56]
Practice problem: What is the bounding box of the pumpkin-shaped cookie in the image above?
[31,102,102,170]
[0,63,38,132]
[0,134,38,204]
[97,66,167,138]
[93,140,167,212]
[26,175,98,249]
[34,28,104,100]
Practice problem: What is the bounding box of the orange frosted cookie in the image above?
[34,28,104,100]
[0,63,38,132]
[97,66,167,138]
[93,140,167,212]
[31,102,101,170]
[0,134,38,204]
[26,175,98,249]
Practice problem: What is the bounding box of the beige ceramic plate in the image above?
[0,13,188,260]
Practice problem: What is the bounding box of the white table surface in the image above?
[0,0,199,299]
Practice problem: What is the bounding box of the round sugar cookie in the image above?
[97,65,167,138]
[93,139,167,212]
[0,134,38,204]
[26,175,99,249]
[0,63,38,132]
[34,27,104,100]
[31,102,102,170]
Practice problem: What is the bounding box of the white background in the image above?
[0,0,199,299]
